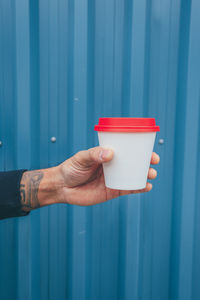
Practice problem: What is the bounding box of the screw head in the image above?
[159,139,164,145]
[51,137,56,143]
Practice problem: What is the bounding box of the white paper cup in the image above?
[94,118,160,190]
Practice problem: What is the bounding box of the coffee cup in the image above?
[94,118,160,190]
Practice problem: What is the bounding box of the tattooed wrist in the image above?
[20,171,44,211]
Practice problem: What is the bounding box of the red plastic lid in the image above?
[94,118,160,132]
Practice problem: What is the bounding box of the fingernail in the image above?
[155,154,160,163]
[101,149,113,160]
[152,169,157,177]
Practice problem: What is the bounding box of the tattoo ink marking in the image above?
[20,171,44,210]
[20,184,26,203]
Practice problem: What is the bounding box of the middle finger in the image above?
[148,168,157,180]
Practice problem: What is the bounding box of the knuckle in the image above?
[88,148,96,161]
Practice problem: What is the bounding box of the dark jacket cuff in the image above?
[0,170,30,220]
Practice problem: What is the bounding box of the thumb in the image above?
[73,147,114,167]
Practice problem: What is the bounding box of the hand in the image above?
[58,147,160,206]
[20,147,160,211]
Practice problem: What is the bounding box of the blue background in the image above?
[0,0,200,299]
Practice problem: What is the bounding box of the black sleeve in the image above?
[0,170,30,220]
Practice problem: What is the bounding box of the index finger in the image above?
[150,152,160,165]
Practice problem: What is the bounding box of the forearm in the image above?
[20,166,63,211]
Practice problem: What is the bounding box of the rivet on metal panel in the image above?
[159,139,164,145]
[51,137,56,143]
[0,141,2,147]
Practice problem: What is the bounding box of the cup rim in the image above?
[94,117,160,132]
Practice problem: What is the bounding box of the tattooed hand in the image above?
[20,147,160,210]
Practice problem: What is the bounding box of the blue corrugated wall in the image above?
[0,0,200,299]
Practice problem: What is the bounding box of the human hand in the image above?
[20,147,160,211]
[58,147,160,206]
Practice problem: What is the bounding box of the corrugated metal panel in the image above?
[0,0,199,299]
